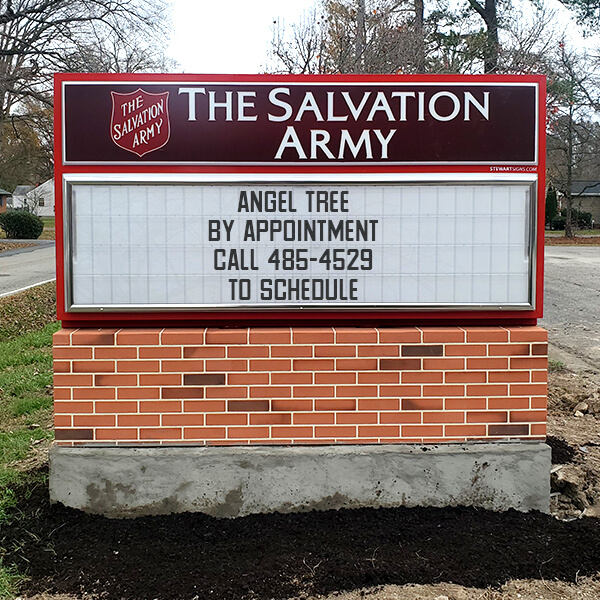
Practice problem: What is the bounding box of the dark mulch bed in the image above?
[548,435,578,464]
[2,470,600,600]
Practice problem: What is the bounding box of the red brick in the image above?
[336,412,378,424]
[53,329,74,346]
[73,388,115,400]
[96,401,138,413]
[140,428,182,440]
[315,345,356,357]
[359,425,399,437]
[445,425,487,437]
[466,384,508,397]
[117,388,160,400]
[116,329,161,345]
[509,410,546,422]
[249,359,290,372]
[423,385,464,397]
[337,358,378,371]
[293,359,334,371]
[445,398,486,410]
[73,415,116,427]
[293,328,334,344]
[467,411,507,423]
[380,385,421,397]
[95,374,137,387]
[423,411,465,424]
[488,371,529,383]
[532,371,547,382]
[271,372,312,385]
[250,413,291,425]
[117,360,159,373]
[402,398,443,411]
[378,328,421,344]
[162,415,202,427]
[316,426,357,438]
[54,415,72,427]
[445,345,486,357]
[228,426,270,439]
[489,344,531,356]
[402,371,443,384]
[184,427,226,439]
[422,328,465,343]
[508,327,547,342]
[71,329,117,346]
[206,329,247,345]
[271,346,312,358]
[316,372,356,384]
[380,358,421,370]
[358,345,400,357]
[271,426,314,438]
[96,428,138,440]
[183,346,225,358]
[140,374,181,386]
[53,388,71,400]
[467,357,508,370]
[358,398,399,411]
[358,372,398,384]
[336,385,377,398]
[73,361,115,373]
[402,425,443,437]
[510,357,547,370]
[140,400,181,413]
[510,383,547,395]
[294,413,335,424]
[228,400,270,411]
[161,329,205,345]
[95,347,137,359]
[55,429,93,440]
[53,347,92,360]
[336,328,378,343]
[228,372,270,385]
[464,327,509,343]
[402,345,443,357]
[379,412,422,424]
[54,361,70,373]
[488,397,530,410]
[291,385,334,398]
[162,387,206,399]
[140,347,182,359]
[315,399,355,411]
[272,400,313,411]
[445,371,486,383]
[531,423,547,436]
[184,400,226,412]
[206,413,247,426]
[250,386,291,398]
[228,346,269,358]
[249,328,291,344]
[532,343,548,356]
[531,396,547,409]
[54,373,92,386]
[423,358,464,370]
[488,424,529,436]
[54,401,93,413]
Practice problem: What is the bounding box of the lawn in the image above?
[0,282,57,598]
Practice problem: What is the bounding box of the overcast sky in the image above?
[166,0,595,75]
[167,0,310,74]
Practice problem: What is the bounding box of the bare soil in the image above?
[546,235,600,245]
[4,369,600,600]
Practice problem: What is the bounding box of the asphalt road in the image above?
[0,242,56,298]
[541,246,600,371]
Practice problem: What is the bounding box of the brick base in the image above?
[53,326,548,446]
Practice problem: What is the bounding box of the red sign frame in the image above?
[54,72,546,327]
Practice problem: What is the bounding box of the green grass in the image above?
[548,359,567,372]
[0,285,57,598]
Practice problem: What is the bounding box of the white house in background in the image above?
[12,180,55,217]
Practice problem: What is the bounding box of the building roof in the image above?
[572,181,600,196]
[0,189,11,196]
[13,185,34,197]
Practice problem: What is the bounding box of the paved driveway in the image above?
[541,246,600,371]
[0,241,56,298]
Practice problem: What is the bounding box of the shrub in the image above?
[0,210,44,239]
[551,214,566,230]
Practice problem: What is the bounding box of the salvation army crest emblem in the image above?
[110,89,170,157]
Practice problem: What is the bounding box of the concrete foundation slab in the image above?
[49,443,551,518]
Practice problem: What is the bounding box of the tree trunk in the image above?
[484,0,499,73]
[356,0,365,71]
[414,0,425,72]
[565,97,575,238]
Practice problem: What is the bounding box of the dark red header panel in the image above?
[62,78,538,166]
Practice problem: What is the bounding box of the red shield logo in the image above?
[110,89,170,157]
